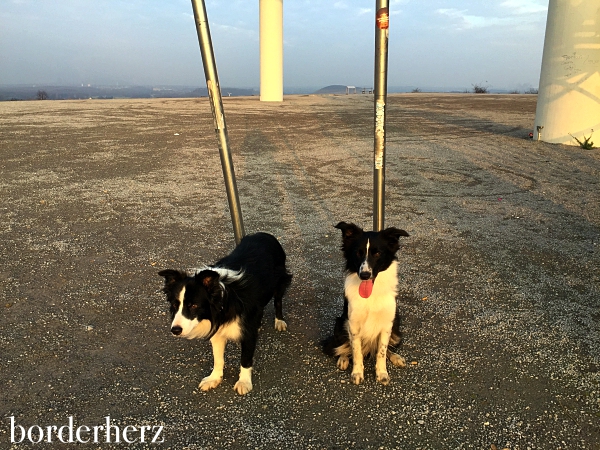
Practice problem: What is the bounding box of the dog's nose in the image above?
[359,271,372,280]
[171,326,183,336]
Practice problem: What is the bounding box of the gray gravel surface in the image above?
[0,94,598,449]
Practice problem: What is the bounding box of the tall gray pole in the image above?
[373,0,389,231]
[191,0,245,244]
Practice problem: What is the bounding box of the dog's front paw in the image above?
[350,372,364,385]
[337,356,349,371]
[274,318,287,332]
[376,371,390,385]
[233,379,253,395]
[199,375,222,391]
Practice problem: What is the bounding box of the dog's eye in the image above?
[357,250,365,258]
[189,304,198,310]
[373,251,381,258]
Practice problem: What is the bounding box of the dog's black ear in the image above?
[381,227,409,251]
[195,270,223,310]
[335,222,363,248]
[158,269,186,287]
[195,269,220,290]
[382,227,409,240]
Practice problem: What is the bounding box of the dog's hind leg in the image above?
[199,335,226,391]
[337,355,350,370]
[386,319,406,368]
[273,272,292,331]
[387,350,406,367]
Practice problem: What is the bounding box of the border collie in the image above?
[323,222,409,385]
[158,232,292,395]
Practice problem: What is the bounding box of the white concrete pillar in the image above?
[259,0,283,102]
[533,0,600,145]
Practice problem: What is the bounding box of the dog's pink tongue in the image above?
[359,279,374,298]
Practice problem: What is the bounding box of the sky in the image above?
[0,0,549,91]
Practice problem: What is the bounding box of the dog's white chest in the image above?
[347,292,397,339]
[213,317,243,342]
[345,262,398,340]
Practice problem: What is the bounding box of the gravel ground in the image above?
[0,93,598,449]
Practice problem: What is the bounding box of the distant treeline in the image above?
[0,85,258,101]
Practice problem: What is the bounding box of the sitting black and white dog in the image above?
[158,232,292,395]
[323,222,409,385]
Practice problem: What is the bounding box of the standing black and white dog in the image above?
[158,232,292,395]
[323,222,409,385]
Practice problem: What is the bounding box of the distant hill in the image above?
[315,84,371,94]
[0,85,258,101]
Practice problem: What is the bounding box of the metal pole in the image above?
[373,0,389,231]
[191,0,245,244]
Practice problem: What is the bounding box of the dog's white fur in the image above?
[336,260,406,384]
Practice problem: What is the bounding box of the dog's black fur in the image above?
[158,232,292,395]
